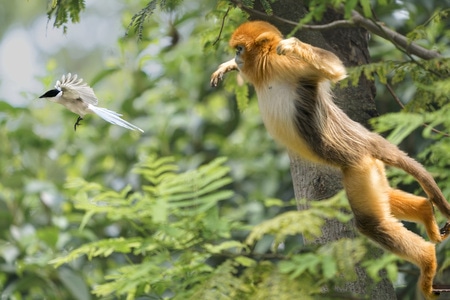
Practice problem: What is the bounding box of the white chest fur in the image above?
[255,81,321,162]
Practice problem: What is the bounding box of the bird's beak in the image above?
[38,89,60,99]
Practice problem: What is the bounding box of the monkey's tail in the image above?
[373,140,450,219]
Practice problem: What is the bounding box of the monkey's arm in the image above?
[276,37,347,82]
[210,59,238,87]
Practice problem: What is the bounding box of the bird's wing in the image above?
[56,73,99,105]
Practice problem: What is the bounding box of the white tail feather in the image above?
[88,104,144,133]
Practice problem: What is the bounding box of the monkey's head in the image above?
[229,21,283,85]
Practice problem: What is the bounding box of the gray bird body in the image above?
[40,73,144,132]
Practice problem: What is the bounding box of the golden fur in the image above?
[211,21,450,299]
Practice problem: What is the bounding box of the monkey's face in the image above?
[234,45,245,69]
[229,21,283,85]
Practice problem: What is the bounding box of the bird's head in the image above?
[39,89,62,100]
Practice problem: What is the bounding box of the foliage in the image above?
[127,0,158,40]
[246,194,352,248]
[49,156,234,298]
[49,158,380,299]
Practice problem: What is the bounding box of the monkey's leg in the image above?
[210,59,238,87]
[74,116,83,131]
[373,159,449,242]
[388,189,449,243]
[342,157,438,299]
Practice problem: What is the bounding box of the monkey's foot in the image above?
[440,222,450,239]
[74,116,83,131]
[210,59,238,87]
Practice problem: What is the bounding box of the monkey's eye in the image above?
[235,45,244,55]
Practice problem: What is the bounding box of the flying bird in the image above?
[39,73,144,132]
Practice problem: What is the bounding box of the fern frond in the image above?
[245,210,323,249]
[67,156,233,224]
[278,238,366,286]
[246,192,351,249]
[136,156,234,216]
[317,238,366,281]
[371,112,424,145]
[187,260,247,300]
[252,264,316,300]
[133,155,178,186]
[346,61,396,86]
[362,253,399,282]
[54,156,234,257]
[50,237,143,267]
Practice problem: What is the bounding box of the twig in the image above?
[213,6,231,46]
[385,83,406,109]
[385,82,449,137]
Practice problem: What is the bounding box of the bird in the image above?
[39,73,144,132]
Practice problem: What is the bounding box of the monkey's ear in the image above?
[255,32,276,46]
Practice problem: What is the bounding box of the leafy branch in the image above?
[230,0,441,60]
[126,0,157,40]
[385,82,450,137]
[46,0,86,33]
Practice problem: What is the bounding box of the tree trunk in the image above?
[248,1,397,299]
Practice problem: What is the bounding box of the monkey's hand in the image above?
[276,37,347,83]
[210,59,239,87]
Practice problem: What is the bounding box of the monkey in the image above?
[210,21,450,299]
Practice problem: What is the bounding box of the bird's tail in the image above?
[88,104,144,133]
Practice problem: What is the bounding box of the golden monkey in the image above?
[210,21,450,299]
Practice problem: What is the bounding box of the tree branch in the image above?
[230,1,441,61]
[350,10,441,60]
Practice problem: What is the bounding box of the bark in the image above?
[246,1,397,299]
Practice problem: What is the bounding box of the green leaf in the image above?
[360,0,372,17]
[279,253,320,279]
[344,0,359,19]
[321,255,337,279]
[234,256,256,267]
[58,268,91,300]
[362,254,399,282]
[204,241,247,254]
[36,226,59,248]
